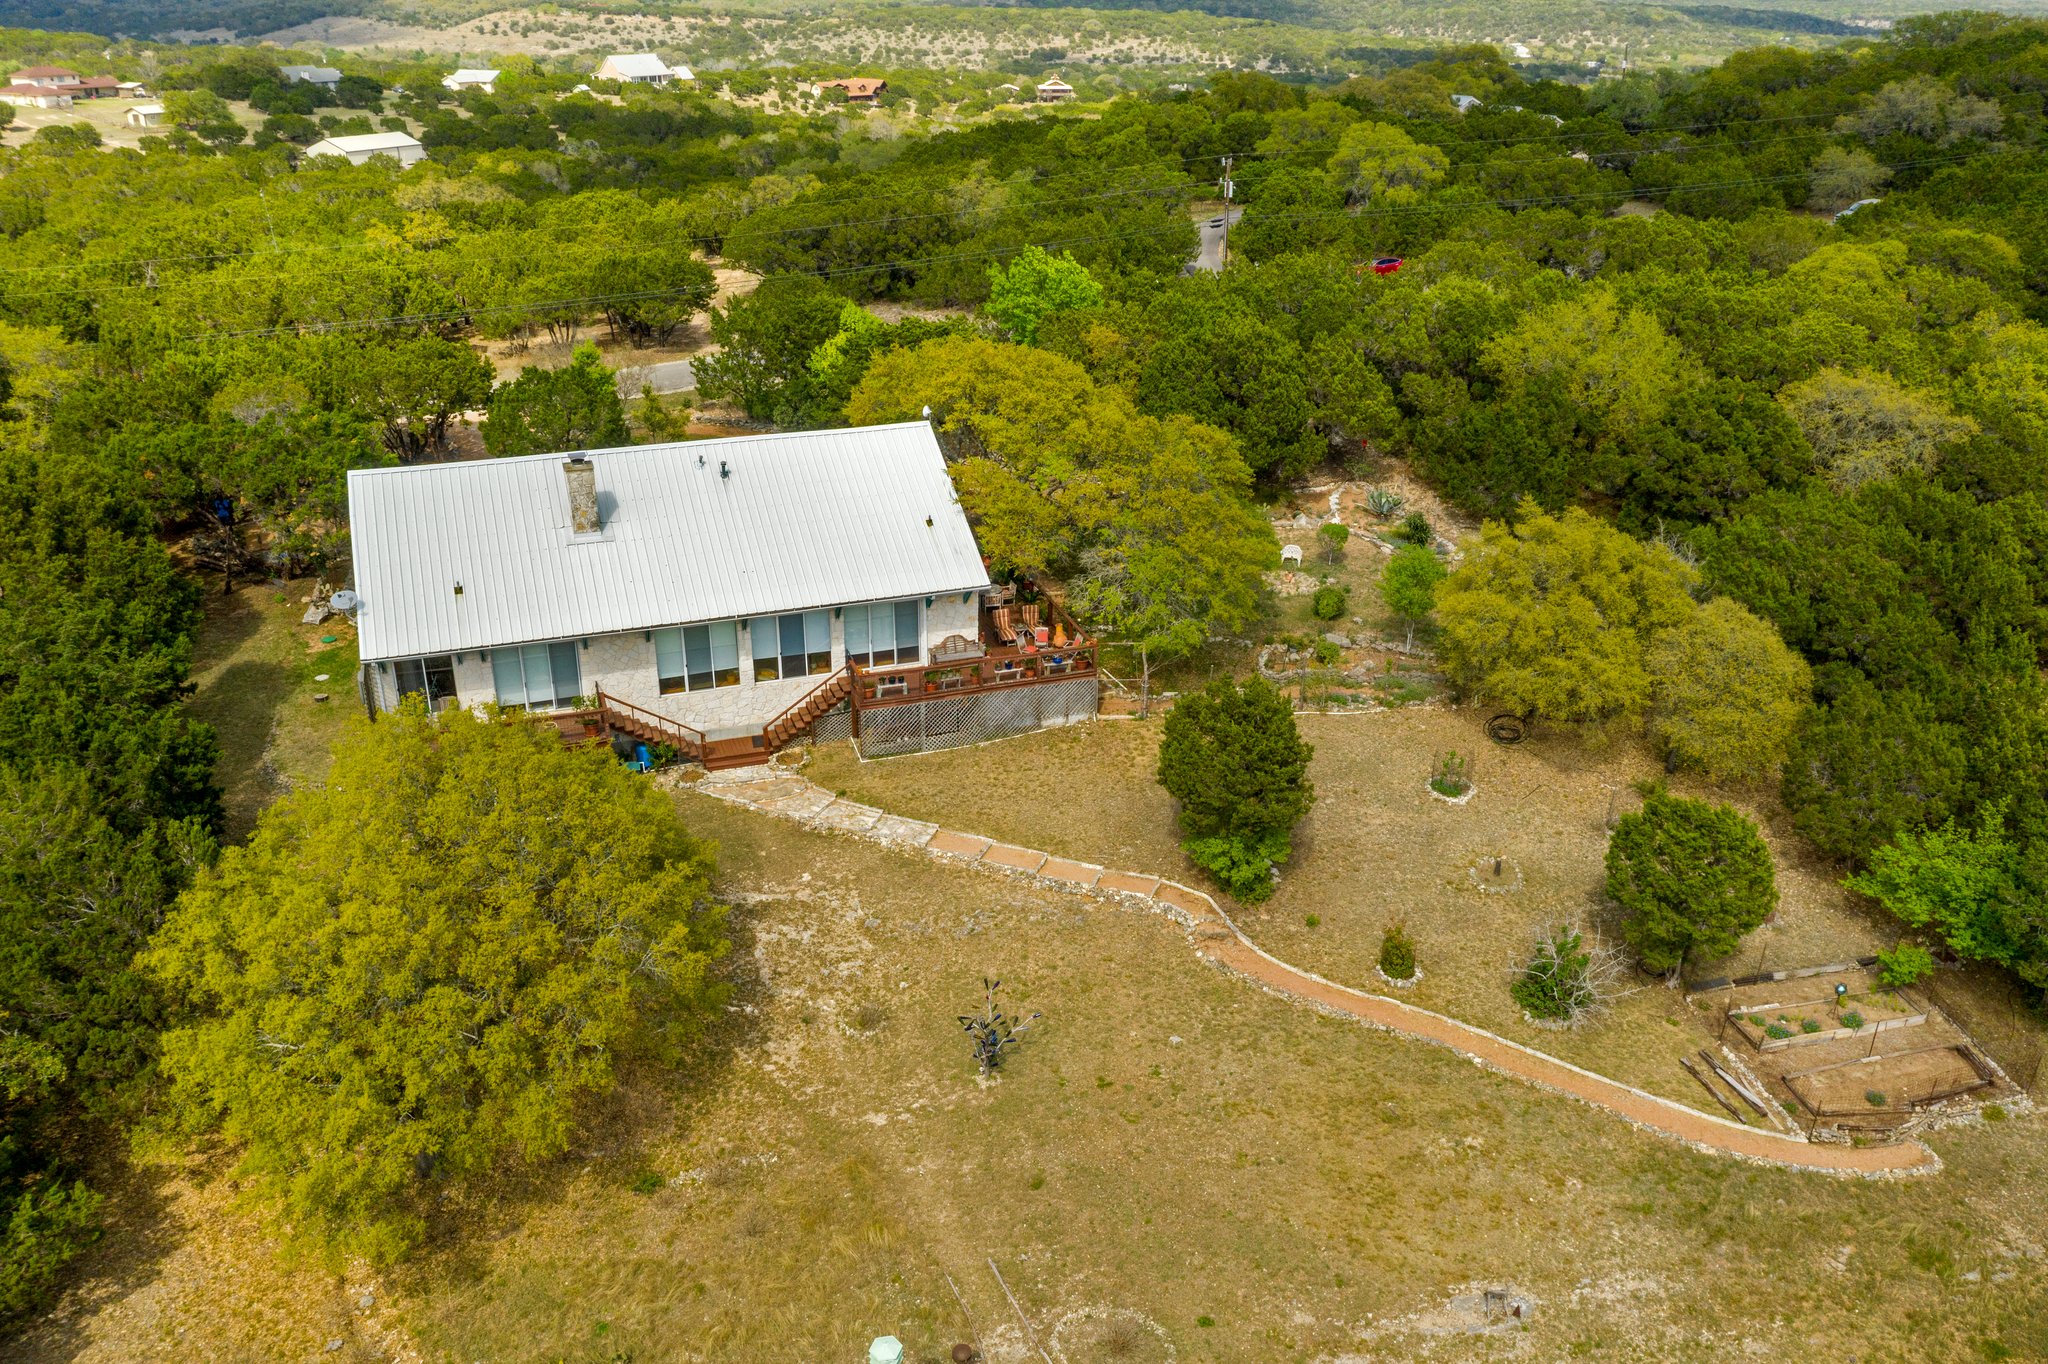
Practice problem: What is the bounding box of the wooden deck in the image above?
[549,601,1096,770]
[850,640,1097,710]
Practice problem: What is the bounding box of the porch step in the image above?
[701,735,772,771]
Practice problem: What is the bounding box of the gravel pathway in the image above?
[681,766,1939,1178]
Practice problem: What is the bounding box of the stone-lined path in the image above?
[681,765,1939,1178]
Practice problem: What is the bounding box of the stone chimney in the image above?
[563,457,599,534]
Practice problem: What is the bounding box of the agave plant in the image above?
[1364,486,1405,518]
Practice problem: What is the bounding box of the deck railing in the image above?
[594,687,707,757]
[852,641,1097,709]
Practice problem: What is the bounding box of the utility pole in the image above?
[1219,154,1233,270]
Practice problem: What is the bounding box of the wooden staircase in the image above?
[764,665,854,748]
[594,689,705,763]
[592,666,855,773]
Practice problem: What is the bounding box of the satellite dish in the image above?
[329,589,360,613]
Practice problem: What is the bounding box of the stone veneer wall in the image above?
[366,591,984,735]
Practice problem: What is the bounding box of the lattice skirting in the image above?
[853,677,1100,758]
[809,705,855,746]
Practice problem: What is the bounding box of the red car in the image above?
[1371,256,1404,275]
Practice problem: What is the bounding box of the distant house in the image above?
[442,68,499,94]
[116,80,149,97]
[0,83,70,109]
[126,102,166,127]
[1449,92,1482,113]
[811,76,886,102]
[302,131,427,167]
[595,53,692,87]
[346,424,1101,765]
[1036,78,1074,103]
[6,65,125,103]
[279,65,342,90]
[10,65,79,88]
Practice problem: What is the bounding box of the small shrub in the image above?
[1304,912,1320,928]
[1984,1103,2007,1122]
[1364,486,1404,517]
[852,1002,887,1031]
[1876,941,1935,988]
[1840,1010,1864,1029]
[1764,1023,1793,1039]
[1429,750,1472,797]
[1097,1316,1146,1357]
[630,1171,664,1195]
[0,1180,104,1319]
[1511,925,1592,1021]
[1311,585,1347,620]
[958,977,1041,1075]
[1800,1017,1822,1034]
[1184,831,1290,902]
[1866,1089,1888,1107]
[1379,923,1416,980]
[1196,1315,1216,1329]
[1393,511,1433,545]
[1317,521,1350,563]
[1312,639,1341,666]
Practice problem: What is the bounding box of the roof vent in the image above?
[719,460,730,481]
[563,457,599,534]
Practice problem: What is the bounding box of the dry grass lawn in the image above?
[183,577,360,843]
[27,589,2048,1363]
[27,793,2048,1362]
[806,709,2048,1110]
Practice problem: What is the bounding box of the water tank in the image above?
[868,1337,904,1364]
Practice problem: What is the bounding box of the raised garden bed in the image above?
[1783,1043,1997,1120]
[1728,989,1927,1052]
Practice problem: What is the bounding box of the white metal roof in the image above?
[280,65,342,82]
[347,422,992,662]
[444,68,499,84]
[305,131,422,155]
[601,53,678,79]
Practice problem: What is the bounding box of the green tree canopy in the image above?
[1846,811,2047,988]
[1777,367,1976,491]
[693,277,849,423]
[1381,542,1447,650]
[984,246,1104,345]
[1648,597,1812,784]
[1435,503,1698,724]
[144,706,730,1262]
[481,342,630,457]
[1606,790,1777,973]
[1325,120,1449,206]
[1157,677,1315,901]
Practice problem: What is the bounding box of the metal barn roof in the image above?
[601,53,678,79]
[305,131,422,154]
[347,422,992,663]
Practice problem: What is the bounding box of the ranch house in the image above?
[346,423,1099,767]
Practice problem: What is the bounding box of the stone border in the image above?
[675,768,1941,1179]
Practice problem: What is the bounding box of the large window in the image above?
[844,599,921,668]
[750,611,831,681]
[491,641,582,712]
[654,620,740,694]
[394,654,458,711]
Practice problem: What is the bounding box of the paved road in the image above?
[690,764,1942,1178]
[1191,206,1245,273]
[613,356,697,397]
